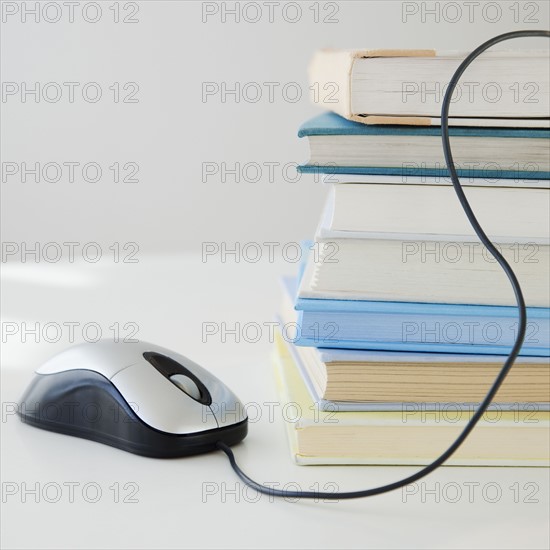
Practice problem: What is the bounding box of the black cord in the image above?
[217,30,549,500]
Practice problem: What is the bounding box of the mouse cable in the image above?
[217,30,550,500]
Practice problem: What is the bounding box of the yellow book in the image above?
[273,333,550,467]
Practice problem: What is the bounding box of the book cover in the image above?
[283,275,550,356]
[297,112,550,179]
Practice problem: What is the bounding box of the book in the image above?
[297,112,550,180]
[281,275,550,356]
[273,332,550,466]
[299,190,550,308]
[301,184,550,308]
[322,173,550,189]
[300,238,549,308]
[309,49,550,127]
[280,328,550,412]
[320,183,549,243]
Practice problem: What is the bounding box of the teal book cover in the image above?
[298,112,550,180]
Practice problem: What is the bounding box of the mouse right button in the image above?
[208,384,248,428]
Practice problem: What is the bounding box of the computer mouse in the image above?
[18,340,248,458]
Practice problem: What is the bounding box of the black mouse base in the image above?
[18,371,248,459]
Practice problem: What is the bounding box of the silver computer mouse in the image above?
[18,340,248,457]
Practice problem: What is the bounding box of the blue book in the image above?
[297,112,550,180]
[281,276,550,357]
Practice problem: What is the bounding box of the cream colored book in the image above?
[324,184,550,243]
[309,49,550,127]
[299,238,550,307]
[279,309,550,407]
[273,333,550,466]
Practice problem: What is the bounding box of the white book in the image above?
[298,239,549,307]
[309,48,550,126]
[299,185,550,306]
[323,173,550,189]
[320,183,550,244]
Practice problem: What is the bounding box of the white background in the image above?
[1,2,550,549]
[2,0,549,253]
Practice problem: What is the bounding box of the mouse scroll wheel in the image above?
[169,374,202,401]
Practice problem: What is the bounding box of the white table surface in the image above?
[1,256,549,550]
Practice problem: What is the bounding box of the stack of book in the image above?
[274,48,550,466]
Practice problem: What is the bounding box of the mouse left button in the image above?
[36,340,142,378]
